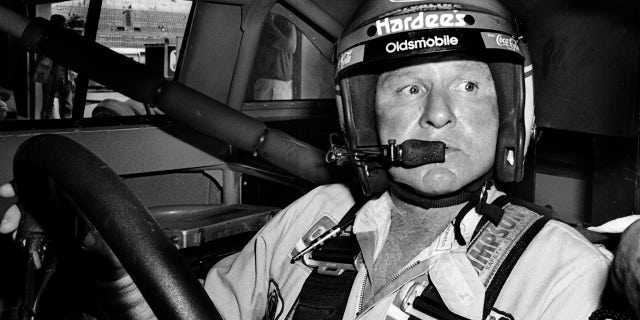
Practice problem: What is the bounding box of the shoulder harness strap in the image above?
[411,195,550,320]
[290,197,367,320]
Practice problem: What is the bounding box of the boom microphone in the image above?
[326,136,446,167]
[394,139,446,167]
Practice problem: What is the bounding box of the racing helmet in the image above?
[334,0,535,196]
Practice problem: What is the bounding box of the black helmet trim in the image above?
[337,28,523,77]
[489,61,525,183]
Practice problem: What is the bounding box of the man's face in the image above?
[376,59,498,195]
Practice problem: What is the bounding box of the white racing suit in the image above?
[204,184,611,320]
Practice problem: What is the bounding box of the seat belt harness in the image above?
[402,195,549,320]
[291,200,366,320]
[292,195,549,320]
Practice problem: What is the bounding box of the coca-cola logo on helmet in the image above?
[496,34,519,52]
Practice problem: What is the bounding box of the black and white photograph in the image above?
[0,0,639,319]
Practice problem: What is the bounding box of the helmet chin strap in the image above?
[387,170,493,209]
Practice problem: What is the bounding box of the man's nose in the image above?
[419,89,455,129]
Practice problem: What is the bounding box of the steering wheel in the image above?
[12,134,223,320]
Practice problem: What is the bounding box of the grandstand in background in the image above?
[52,0,190,49]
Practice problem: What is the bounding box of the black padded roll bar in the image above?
[0,7,334,184]
[13,134,223,320]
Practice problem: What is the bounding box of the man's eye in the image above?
[398,85,422,95]
[456,81,479,92]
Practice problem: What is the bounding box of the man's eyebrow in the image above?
[379,69,418,85]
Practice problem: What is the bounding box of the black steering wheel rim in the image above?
[13,133,223,320]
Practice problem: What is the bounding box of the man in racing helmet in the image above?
[200,1,611,318]
[0,0,612,319]
[208,1,609,318]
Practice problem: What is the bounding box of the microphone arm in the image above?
[326,135,446,168]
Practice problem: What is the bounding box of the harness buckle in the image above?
[301,231,359,276]
[303,254,356,276]
[398,282,430,318]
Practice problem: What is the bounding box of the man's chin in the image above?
[391,168,461,196]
